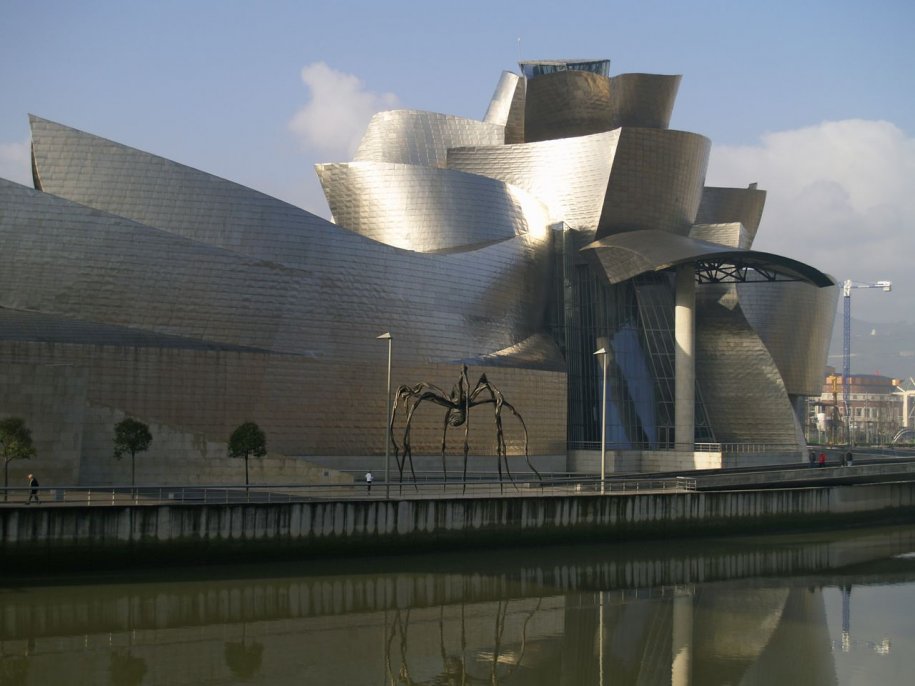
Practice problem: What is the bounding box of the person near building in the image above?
[27,474,39,504]
[818,452,827,467]
[365,471,374,493]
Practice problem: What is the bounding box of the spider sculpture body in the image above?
[389,365,541,490]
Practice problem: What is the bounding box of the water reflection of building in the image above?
[0,583,841,685]
[6,527,915,683]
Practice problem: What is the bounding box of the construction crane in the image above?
[842,279,892,443]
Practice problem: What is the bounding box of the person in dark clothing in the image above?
[27,474,39,503]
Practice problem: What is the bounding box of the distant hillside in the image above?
[826,318,915,381]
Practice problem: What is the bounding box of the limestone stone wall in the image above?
[0,363,86,488]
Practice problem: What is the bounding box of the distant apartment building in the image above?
[812,367,904,444]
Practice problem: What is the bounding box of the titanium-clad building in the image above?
[0,57,836,485]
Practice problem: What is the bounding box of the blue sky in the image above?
[1,0,913,331]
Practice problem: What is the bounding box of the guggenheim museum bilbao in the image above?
[0,58,838,485]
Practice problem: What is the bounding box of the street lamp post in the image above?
[594,347,608,494]
[377,332,392,499]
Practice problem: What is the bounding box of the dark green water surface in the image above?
[2,524,914,684]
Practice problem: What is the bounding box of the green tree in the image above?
[228,422,267,490]
[0,417,36,503]
[113,418,152,489]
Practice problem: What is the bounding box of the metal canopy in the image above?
[584,229,835,288]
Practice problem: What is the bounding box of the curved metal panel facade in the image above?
[737,280,839,395]
[690,222,752,250]
[28,116,337,265]
[0,176,564,460]
[696,287,805,448]
[696,185,768,242]
[504,76,526,144]
[316,162,550,252]
[3,54,841,476]
[596,128,710,238]
[352,110,504,168]
[524,70,613,142]
[608,73,681,129]
[446,130,619,232]
[483,71,520,126]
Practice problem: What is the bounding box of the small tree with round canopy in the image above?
[0,417,36,502]
[113,418,152,489]
[228,422,267,494]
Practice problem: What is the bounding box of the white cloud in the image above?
[0,140,31,186]
[288,62,399,160]
[707,120,915,322]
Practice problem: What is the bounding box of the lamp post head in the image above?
[593,347,607,356]
[377,332,392,340]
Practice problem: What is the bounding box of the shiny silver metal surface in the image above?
[1,55,839,478]
[596,128,711,238]
[483,71,521,127]
[524,70,613,142]
[696,285,806,449]
[353,110,504,167]
[690,222,753,250]
[446,130,619,232]
[5,116,566,465]
[316,161,550,252]
[737,280,839,396]
[696,185,768,241]
[607,73,681,129]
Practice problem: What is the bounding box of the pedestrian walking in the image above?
[27,473,39,504]
[365,471,374,493]
[817,452,827,468]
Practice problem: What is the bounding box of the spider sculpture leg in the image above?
[441,410,452,489]
[390,386,417,485]
[469,376,509,492]
[391,383,450,489]
[469,375,542,490]
[501,399,540,481]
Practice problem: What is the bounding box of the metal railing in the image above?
[569,441,802,454]
[0,476,696,506]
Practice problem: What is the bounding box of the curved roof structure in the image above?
[585,229,835,287]
[316,161,550,252]
[352,110,504,168]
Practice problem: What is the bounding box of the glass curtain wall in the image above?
[553,228,713,449]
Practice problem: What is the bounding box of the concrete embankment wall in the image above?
[3,483,915,573]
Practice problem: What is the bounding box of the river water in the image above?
[1,524,914,685]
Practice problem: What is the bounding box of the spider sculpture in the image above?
[389,365,542,491]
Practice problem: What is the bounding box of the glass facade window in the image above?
[520,60,610,80]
